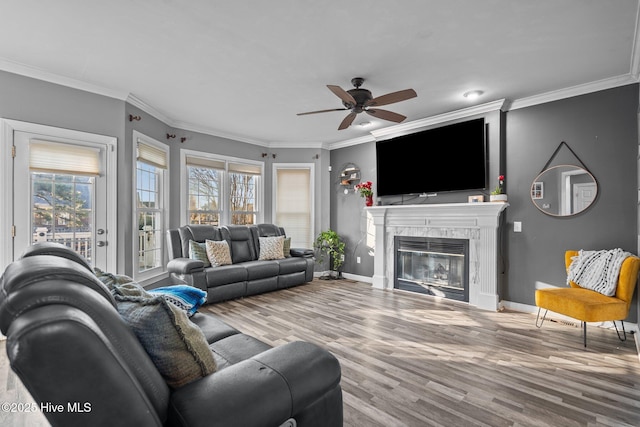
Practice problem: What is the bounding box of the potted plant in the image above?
[490,174,508,202]
[314,229,346,279]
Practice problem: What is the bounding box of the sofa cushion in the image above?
[258,236,285,260]
[148,285,207,317]
[243,260,281,280]
[205,264,248,287]
[178,225,223,259]
[275,257,308,275]
[210,334,272,371]
[222,226,257,263]
[189,312,240,343]
[112,283,217,388]
[206,240,232,267]
[189,240,211,268]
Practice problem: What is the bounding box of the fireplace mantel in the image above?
[365,202,508,311]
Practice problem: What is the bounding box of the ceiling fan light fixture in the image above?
[463,90,484,100]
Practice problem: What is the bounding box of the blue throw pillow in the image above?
[148,285,207,317]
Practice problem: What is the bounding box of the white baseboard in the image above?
[340,272,373,284]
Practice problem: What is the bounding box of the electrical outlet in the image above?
[514,221,522,232]
[340,254,345,261]
[356,256,361,263]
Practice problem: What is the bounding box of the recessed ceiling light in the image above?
[463,90,484,100]
[359,121,372,127]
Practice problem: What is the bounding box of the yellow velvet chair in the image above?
[535,250,640,347]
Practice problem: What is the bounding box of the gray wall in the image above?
[331,84,639,322]
[0,70,328,279]
[505,84,638,321]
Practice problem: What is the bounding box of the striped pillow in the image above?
[188,240,211,267]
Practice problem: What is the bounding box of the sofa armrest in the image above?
[290,248,314,258]
[167,258,204,275]
[168,342,341,427]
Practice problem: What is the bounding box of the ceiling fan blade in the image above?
[338,112,358,130]
[366,108,407,123]
[327,85,357,106]
[297,108,348,116]
[367,88,417,107]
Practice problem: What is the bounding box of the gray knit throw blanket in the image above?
[567,249,631,296]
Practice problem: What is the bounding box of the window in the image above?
[273,164,314,248]
[182,150,262,226]
[186,156,223,225]
[229,162,260,225]
[134,132,168,281]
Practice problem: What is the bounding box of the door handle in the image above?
[97,241,107,247]
[97,229,105,235]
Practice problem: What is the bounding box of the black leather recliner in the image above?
[0,243,343,427]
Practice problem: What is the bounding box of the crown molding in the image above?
[268,140,328,149]
[370,99,506,142]
[126,94,175,125]
[169,119,270,147]
[326,99,506,150]
[327,134,376,150]
[506,74,639,111]
[0,58,129,100]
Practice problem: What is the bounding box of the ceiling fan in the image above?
[297,77,417,130]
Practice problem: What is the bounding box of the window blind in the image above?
[29,139,101,176]
[275,168,311,247]
[137,139,167,169]
[186,155,225,170]
[229,162,261,175]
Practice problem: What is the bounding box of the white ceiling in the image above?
[1,1,639,148]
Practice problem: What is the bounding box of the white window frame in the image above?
[180,149,264,225]
[272,163,315,248]
[132,131,169,283]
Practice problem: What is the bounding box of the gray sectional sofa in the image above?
[0,242,342,427]
[166,223,314,304]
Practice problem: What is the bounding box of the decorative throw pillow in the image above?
[259,235,285,260]
[282,237,292,258]
[189,240,211,267]
[149,285,207,317]
[205,239,232,267]
[112,282,216,388]
[93,267,133,289]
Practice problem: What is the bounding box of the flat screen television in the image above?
[375,118,486,197]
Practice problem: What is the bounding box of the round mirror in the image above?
[531,165,597,216]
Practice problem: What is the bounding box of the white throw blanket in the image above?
[567,248,631,296]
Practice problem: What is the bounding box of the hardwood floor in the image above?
[206,279,640,427]
[1,279,638,426]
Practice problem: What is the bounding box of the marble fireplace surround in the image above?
[366,203,508,311]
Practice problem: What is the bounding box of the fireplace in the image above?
[395,236,469,302]
[365,203,508,311]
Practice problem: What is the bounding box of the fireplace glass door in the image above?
[394,236,469,302]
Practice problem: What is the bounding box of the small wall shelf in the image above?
[340,163,361,186]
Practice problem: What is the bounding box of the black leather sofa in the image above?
[0,243,342,427]
[167,224,314,304]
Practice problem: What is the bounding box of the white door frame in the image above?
[0,119,118,271]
